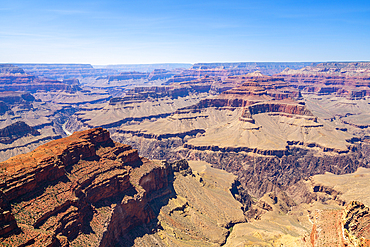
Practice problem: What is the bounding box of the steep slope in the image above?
[0,128,247,246]
[225,167,370,246]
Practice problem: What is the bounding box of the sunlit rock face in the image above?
[0,128,249,246]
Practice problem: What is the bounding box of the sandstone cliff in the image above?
[0,128,247,246]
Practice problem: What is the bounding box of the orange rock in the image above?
[0,128,191,246]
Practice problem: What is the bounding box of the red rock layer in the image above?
[0,128,191,246]
[181,76,312,117]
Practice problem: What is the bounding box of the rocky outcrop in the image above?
[0,191,17,237]
[181,76,307,112]
[0,128,245,246]
[0,128,142,245]
[0,121,40,144]
[342,201,370,245]
[0,129,113,243]
[247,102,313,116]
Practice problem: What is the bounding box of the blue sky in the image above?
[0,0,369,64]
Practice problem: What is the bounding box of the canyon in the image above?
[0,128,248,246]
[1,61,370,246]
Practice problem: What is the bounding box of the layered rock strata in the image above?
[166,62,311,83]
[0,64,85,93]
[66,84,213,130]
[114,75,352,158]
[106,69,177,82]
[0,93,77,162]
[15,64,119,80]
[0,121,40,144]
[109,75,365,203]
[277,62,370,99]
[0,128,164,245]
[0,128,247,246]
[225,167,370,246]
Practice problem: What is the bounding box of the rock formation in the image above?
[0,128,247,246]
[107,69,176,82]
[65,82,215,130]
[14,64,119,81]
[166,62,312,83]
[0,65,114,162]
[0,69,79,93]
[0,90,73,162]
[277,62,370,99]
[224,166,370,246]
[0,128,169,245]
[100,75,370,207]
[0,121,40,144]
[2,61,370,246]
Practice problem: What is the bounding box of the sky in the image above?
[0,0,369,64]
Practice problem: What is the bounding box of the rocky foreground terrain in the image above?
[0,128,250,246]
[1,128,370,246]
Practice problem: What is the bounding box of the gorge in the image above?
[2,62,370,246]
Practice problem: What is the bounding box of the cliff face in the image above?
[223,166,370,246]
[0,121,40,144]
[0,64,82,93]
[342,201,370,246]
[0,128,161,245]
[277,62,370,99]
[108,75,361,199]
[0,128,246,246]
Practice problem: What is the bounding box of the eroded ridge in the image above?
[0,128,193,246]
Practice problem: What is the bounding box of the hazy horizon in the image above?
[1,0,369,64]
